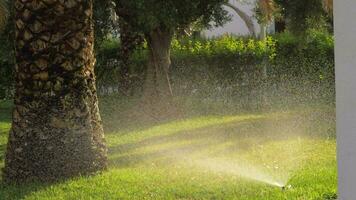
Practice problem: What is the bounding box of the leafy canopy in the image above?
[115,0,230,34]
[274,0,332,34]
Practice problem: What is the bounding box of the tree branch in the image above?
[224,2,256,36]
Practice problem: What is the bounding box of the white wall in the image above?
[335,0,356,199]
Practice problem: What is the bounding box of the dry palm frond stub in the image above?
[322,0,333,15]
[0,0,9,30]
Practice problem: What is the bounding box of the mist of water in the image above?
[161,132,305,188]
[191,157,287,187]
[102,65,333,188]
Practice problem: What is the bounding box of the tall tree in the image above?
[116,17,144,96]
[114,0,229,116]
[273,0,333,35]
[3,0,107,183]
[255,0,278,39]
[0,0,13,99]
[0,0,8,30]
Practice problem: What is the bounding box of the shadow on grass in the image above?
[0,144,6,163]
[0,181,50,200]
[108,115,303,168]
[0,100,13,124]
[0,139,51,200]
[108,117,263,154]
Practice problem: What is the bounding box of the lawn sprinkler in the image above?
[281,184,292,191]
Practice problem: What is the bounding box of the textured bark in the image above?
[3,0,107,183]
[0,0,8,30]
[141,28,175,119]
[117,18,143,96]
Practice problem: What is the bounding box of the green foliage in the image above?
[95,32,334,108]
[274,0,332,35]
[97,31,333,65]
[97,35,277,62]
[284,30,334,87]
[115,0,230,34]
[171,35,276,60]
[273,30,334,60]
[95,35,278,93]
[93,0,117,45]
[304,29,334,58]
[96,32,333,79]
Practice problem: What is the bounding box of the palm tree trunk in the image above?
[3,0,107,183]
[0,0,8,30]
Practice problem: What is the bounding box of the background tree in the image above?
[0,0,14,100]
[114,0,229,117]
[273,0,333,35]
[93,0,144,96]
[3,0,107,183]
[93,0,117,46]
[255,0,278,39]
[114,8,144,96]
[0,0,8,30]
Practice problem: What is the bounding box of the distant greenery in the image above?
[98,35,277,61]
[97,30,333,67]
[170,35,277,60]
[96,31,334,109]
[274,0,333,35]
[1,30,334,101]
[274,30,334,59]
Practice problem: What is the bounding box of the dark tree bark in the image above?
[118,20,131,96]
[3,0,107,183]
[140,28,175,119]
[117,18,143,96]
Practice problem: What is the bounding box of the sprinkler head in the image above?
[281,185,292,191]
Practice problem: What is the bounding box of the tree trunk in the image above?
[0,0,8,30]
[141,28,174,119]
[117,18,143,96]
[3,0,107,183]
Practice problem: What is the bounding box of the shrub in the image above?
[170,35,276,60]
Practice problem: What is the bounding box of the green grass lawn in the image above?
[0,99,337,200]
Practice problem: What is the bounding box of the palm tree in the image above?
[3,0,107,183]
[0,0,8,30]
